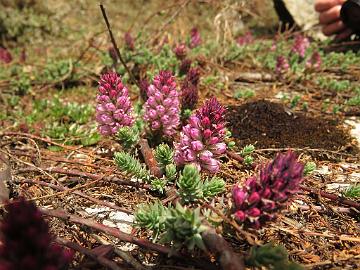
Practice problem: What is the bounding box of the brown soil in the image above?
[227,100,357,152]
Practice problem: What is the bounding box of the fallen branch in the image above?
[301,186,360,210]
[91,234,147,270]
[138,139,162,178]
[202,228,245,270]
[234,72,274,83]
[44,208,222,270]
[43,208,175,256]
[17,167,151,190]
[56,237,123,270]
[17,179,133,214]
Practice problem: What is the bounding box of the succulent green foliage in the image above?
[22,97,98,146]
[177,165,203,203]
[135,201,168,241]
[182,108,192,119]
[202,176,225,200]
[343,185,360,198]
[241,144,255,156]
[114,151,150,182]
[161,204,207,251]
[303,161,316,176]
[244,155,254,166]
[347,95,360,106]
[150,178,167,194]
[11,74,31,95]
[290,95,301,108]
[165,164,177,182]
[246,243,303,270]
[116,126,140,149]
[154,143,174,168]
[234,89,255,99]
[40,59,73,83]
[177,165,225,203]
[0,5,61,43]
[317,78,351,93]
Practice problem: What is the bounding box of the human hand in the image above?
[315,0,353,40]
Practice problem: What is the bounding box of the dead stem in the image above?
[16,166,151,190]
[138,138,162,178]
[99,4,140,89]
[56,237,123,270]
[301,185,360,210]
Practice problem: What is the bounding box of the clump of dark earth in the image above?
[227,100,357,153]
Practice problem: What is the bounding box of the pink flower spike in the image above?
[291,34,310,58]
[174,97,227,173]
[173,43,187,60]
[95,72,134,135]
[231,150,304,229]
[144,70,180,136]
[189,27,202,48]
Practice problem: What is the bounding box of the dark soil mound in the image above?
[227,100,356,152]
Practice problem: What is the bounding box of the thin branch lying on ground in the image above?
[16,179,133,214]
[17,166,151,190]
[301,186,360,210]
[0,132,113,163]
[43,208,175,256]
[91,234,147,270]
[100,4,140,89]
[56,237,123,270]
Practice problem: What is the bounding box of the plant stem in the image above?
[99,4,140,89]
[301,186,360,210]
[138,138,162,178]
[56,237,123,270]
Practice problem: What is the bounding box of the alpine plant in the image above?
[124,32,135,51]
[181,67,200,111]
[232,151,304,229]
[0,47,12,64]
[291,35,310,58]
[96,71,134,135]
[0,198,73,270]
[144,70,180,136]
[275,56,289,76]
[179,59,192,76]
[189,27,202,48]
[174,98,227,173]
[173,43,187,60]
[306,51,322,70]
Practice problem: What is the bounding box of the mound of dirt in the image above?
[227,100,356,152]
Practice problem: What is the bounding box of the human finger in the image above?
[315,0,346,12]
[322,20,346,36]
[319,5,342,24]
[334,28,353,41]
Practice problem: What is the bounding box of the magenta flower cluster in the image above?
[291,34,310,58]
[0,47,12,64]
[179,59,192,76]
[175,98,227,173]
[189,27,202,48]
[236,31,254,46]
[306,51,322,70]
[275,56,290,75]
[144,70,180,136]
[173,43,187,60]
[181,67,200,111]
[96,72,134,135]
[232,151,304,229]
[0,198,73,270]
[124,32,135,51]
[139,78,150,102]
